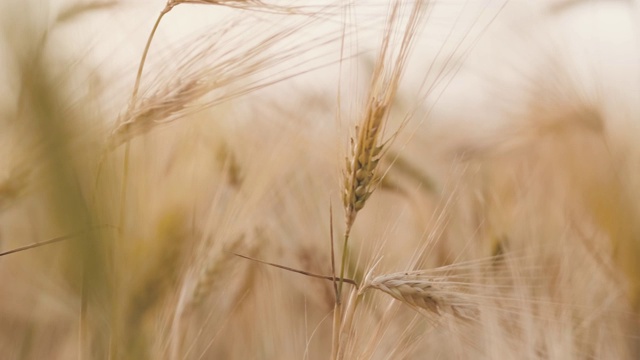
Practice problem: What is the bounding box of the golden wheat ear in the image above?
[341,0,426,231]
[363,271,480,321]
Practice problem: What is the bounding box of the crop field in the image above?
[1,0,639,359]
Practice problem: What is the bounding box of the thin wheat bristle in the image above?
[166,0,303,13]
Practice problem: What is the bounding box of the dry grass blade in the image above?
[0,229,110,257]
[234,251,359,287]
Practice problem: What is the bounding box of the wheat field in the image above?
[1,0,639,359]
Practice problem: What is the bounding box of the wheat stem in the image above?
[118,5,172,240]
[337,231,351,301]
[130,6,173,106]
[337,290,361,360]
[330,302,342,360]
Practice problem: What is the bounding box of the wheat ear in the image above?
[364,271,480,321]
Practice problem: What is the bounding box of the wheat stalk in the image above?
[337,0,427,290]
[337,0,426,293]
[332,3,429,358]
